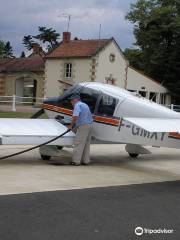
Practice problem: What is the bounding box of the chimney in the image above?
[32,43,43,54]
[63,32,71,43]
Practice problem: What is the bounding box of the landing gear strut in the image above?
[39,145,64,161]
[125,144,151,158]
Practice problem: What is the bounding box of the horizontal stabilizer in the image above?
[124,118,180,132]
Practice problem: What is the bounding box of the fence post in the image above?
[171,104,174,110]
[12,95,16,112]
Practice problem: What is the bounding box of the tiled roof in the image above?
[0,54,44,73]
[46,39,112,58]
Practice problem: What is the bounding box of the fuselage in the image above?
[43,82,180,148]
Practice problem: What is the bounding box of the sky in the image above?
[0,0,137,56]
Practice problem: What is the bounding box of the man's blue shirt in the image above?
[73,101,93,127]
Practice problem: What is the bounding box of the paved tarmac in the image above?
[0,145,180,239]
[0,181,179,240]
[0,145,180,195]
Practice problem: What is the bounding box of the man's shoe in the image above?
[70,162,80,166]
[82,162,90,166]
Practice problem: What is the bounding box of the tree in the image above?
[22,35,35,51]
[0,40,5,58]
[0,40,14,59]
[124,48,144,70]
[4,41,14,58]
[126,0,180,102]
[23,26,60,52]
[34,26,60,51]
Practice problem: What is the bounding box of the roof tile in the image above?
[46,39,111,58]
[0,54,44,73]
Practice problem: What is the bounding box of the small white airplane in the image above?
[0,82,180,160]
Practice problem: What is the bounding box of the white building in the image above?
[45,32,171,105]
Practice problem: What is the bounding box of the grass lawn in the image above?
[0,112,47,118]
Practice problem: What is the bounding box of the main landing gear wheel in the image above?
[41,155,51,161]
[128,153,139,158]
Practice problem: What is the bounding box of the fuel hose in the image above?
[0,128,71,160]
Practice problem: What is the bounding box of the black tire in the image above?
[128,153,139,158]
[41,155,51,161]
[57,146,63,150]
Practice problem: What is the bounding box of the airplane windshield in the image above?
[57,85,82,109]
[61,85,82,99]
[58,85,100,113]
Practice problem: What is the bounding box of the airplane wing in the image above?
[124,118,180,132]
[0,119,74,145]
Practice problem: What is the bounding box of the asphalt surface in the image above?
[0,181,179,240]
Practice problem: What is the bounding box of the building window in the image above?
[65,63,72,78]
[139,91,146,98]
[160,93,166,105]
[149,92,157,102]
[109,53,115,63]
[97,94,118,117]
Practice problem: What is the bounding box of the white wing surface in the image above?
[0,119,74,145]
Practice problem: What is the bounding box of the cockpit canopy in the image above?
[44,84,119,118]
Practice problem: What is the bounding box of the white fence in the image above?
[0,95,179,113]
[166,104,180,112]
[0,95,46,112]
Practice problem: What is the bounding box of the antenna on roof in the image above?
[58,13,81,32]
[98,24,102,49]
[58,13,71,32]
[99,24,102,40]
[67,15,71,32]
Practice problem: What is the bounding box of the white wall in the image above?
[96,41,127,88]
[72,58,91,83]
[45,60,62,97]
[127,67,167,92]
[127,67,171,104]
[45,58,91,97]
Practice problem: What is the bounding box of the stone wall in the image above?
[1,71,44,98]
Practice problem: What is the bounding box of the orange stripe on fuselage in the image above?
[43,103,53,110]
[93,115,119,126]
[43,104,120,126]
[43,104,72,115]
[169,132,180,139]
